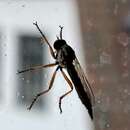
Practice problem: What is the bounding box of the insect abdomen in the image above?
[66,64,93,120]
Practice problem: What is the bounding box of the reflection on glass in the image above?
[17,35,45,110]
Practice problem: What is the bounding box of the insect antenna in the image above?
[59,25,64,39]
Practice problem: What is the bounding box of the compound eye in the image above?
[54,40,66,50]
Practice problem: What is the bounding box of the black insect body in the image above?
[18,22,94,120]
[54,40,75,67]
[54,39,93,119]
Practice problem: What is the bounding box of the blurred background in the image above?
[77,0,130,130]
[0,0,130,130]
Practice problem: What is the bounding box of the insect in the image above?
[18,22,95,120]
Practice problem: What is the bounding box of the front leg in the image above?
[41,38,56,59]
[33,21,56,59]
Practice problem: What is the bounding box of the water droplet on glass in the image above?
[26,80,30,84]
[123,61,128,67]
[22,4,25,8]
[22,96,25,99]
[99,76,105,82]
[91,79,95,84]
[16,92,20,97]
[124,89,128,93]
[100,52,111,65]
[119,100,122,104]
[122,0,127,3]
[117,33,128,46]
[44,74,48,79]
[122,72,128,78]
[114,4,118,15]
[106,123,110,128]
[97,100,101,104]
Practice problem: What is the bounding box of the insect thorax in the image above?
[55,43,76,67]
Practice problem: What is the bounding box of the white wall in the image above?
[0,1,94,130]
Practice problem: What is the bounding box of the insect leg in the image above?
[17,63,57,74]
[33,21,56,59]
[28,66,59,110]
[59,68,73,113]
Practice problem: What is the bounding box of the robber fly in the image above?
[18,22,95,120]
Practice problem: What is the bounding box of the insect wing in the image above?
[73,57,95,105]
